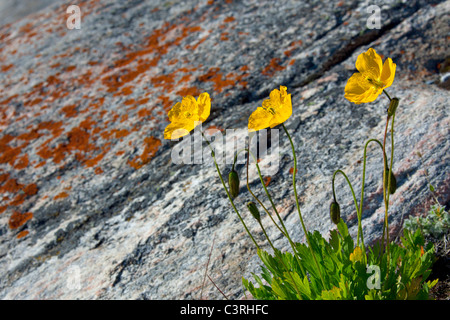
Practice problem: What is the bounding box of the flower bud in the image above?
[387,97,399,117]
[228,170,240,198]
[384,167,397,195]
[247,202,261,222]
[330,201,340,225]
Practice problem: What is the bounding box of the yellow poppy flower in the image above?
[349,246,363,263]
[248,86,292,132]
[164,92,211,139]
[344,48,396,104]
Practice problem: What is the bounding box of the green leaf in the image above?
[365,289,381,300]
[329,229,341,252]
[337,219,349,238]
[320,286,343,300]
[271,277,288,300]
[283,271,312,299]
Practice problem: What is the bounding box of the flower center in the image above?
[268,107,276,115]
[367,77,384,89]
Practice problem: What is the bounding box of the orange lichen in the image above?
[1,64,14,72]
[127,136,161,169]
[10,193,27,206]
[94,167,103,175]
[262,58,285,76]
[54,192,69,200]
[114,129,130,139]
[0,135,23,165]
[8,211,33,229]
[23,183,38,196]
[14,154,29,170]
[120,114,128,123]
[198,67,235,93]
[206,125,223,134]
[137,108,153,119]
[84,152,106,168]
[220,32,229,41]
[0,177,24,194]
[223,16,235,23]
[176,86,201,97]
[61,104,78,117]
[289,167,298,174]
[17,230,29,239]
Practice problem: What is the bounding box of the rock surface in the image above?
[0,0,448,300]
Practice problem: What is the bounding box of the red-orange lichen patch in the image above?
[127,136,161,169]
[137,108,152,119]
[23,183,38,196]
[0,177,24,194]
[206,125,223,135]
[223,16,235,23]
[262,58,285,76]
[54,192,69,200]
[17,230,29,239]
[94,167,103,175]
[14,154,29,170]
[1,64,14,72]
[8,211,33,229]
[176,86,201,97]
[220,32,229,41]
[197,67,235,93]
[84,152,106,168]
[264,176,271,187]
[65,65,77,72]
[0,135,23,166]
[0,205,7,214]
[186,37,207,51]
[61,104,78,117]
[10,193,27,206]
[114,129,130,139]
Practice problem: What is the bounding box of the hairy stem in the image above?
[244,142,307,278]
[201,132,259,249]
[332,169,367,263]
[282,123,327,290]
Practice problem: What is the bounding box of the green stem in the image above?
[332,169,366,263]
[258,220,303,299]
[240,148,286,237]
[359,138,385,262]
[383,89,392,101]
[281,123,327,290]
[383,113,396,262]
[380,115,390,254]
[201,132,260,249]
[244,144,307,278]
[245,137,296,251]
[359,139,384,217]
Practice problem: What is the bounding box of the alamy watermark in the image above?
[66,265,81,290]
[66,5,81,30]
[169,123,280,176]
[367,5,381,29]
[366,265,381,290]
